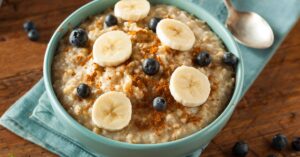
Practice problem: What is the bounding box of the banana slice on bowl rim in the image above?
[93,30,132,67]
[156,19,196,51]
[92,91,132,131]
[169,65,211,107]
[114,0,150,21]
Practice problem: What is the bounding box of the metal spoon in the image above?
[224,0,274,49]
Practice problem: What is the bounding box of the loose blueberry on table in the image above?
[77,83,91,99]
[105,14,118,27]
[271,133,288,150]
[142,58,160,75]
[28,29,40,41]
[292,137,300,151]
[23,21,35,32]
[195,51,211,67]
[232,141,248,157]
[153,97,167,111]
[149,17,162,32]
[69,28,88,47]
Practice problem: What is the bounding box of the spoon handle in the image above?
[224,0,236,13]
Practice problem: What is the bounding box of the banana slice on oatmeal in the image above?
[93,30,132,67]
[169,66,211,107]
[114,0,150,21]
[156,19,196,51]
[92,91,132,131]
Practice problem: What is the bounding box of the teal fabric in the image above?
[0,80,97,157]
[0,0,299,157]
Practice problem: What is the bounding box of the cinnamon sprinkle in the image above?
[80,54,92,66]
[192,47,201,56]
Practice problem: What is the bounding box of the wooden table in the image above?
[0,0,299,156]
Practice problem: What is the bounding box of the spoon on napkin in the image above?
[224,0,274,49]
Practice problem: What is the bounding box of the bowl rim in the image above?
[44,0,244,149]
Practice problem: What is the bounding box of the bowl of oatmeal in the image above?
[44,0,244,156]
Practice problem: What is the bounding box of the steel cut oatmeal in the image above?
[52,0,237,144]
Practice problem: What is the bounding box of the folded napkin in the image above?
[1,0,299,157]
[0,80,98,157]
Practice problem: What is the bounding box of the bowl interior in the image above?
[44,0,244,148]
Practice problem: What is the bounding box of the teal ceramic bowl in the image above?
[44,0,244,156]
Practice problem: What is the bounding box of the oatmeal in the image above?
[52,0,236,144]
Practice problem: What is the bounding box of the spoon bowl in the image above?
[224,0,274,49]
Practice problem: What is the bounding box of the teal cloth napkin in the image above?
[1,0,299,157]
[0,80,97,157]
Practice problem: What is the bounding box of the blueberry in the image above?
[292,137,300,151]
[76,83,90,99]
[142,58,160,75]
[153,97,167,111]
[149,17,162,33]
[267,154,277,157]
[272,133,288,150]
[223,52,238,67]
[105,14,118,27]
[23,21,35,32]
[232,141,248,157]
[28,29,39,41]
[195,51,211,67]
[69,28,88,47]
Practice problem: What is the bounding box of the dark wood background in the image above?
[0,0,299,156]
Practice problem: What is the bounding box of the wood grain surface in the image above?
[0,0,299,157]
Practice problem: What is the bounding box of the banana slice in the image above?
[93,30,132,67]
[169,66,211,107]
[92,91,132,131]
[156,19,195,51]
[114,0,150,21]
